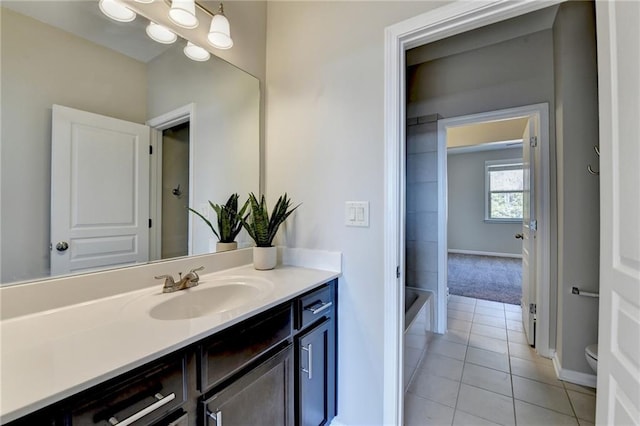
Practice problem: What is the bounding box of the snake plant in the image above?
[242,193,300,247]
[188,194,249,243]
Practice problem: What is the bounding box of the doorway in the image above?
[445,117,526,306]
[160,122,190,259]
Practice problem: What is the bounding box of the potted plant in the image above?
[242,193,300,270]
[188,193,249,252]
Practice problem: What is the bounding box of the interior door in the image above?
[521,118,537,346]
[51,105,150,276]
[595,2,640,424]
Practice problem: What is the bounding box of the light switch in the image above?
[345,201,369,227]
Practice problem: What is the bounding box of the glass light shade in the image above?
[184,42,210,61]
[207,14,233,49]
[169,0,199,29]
[98,0,136,23]
[146,22,177,44]
[135,0,154,3]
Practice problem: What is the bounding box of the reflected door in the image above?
[50,105,150,275]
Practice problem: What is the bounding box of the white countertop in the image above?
[0,264,340,423]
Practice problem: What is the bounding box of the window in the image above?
[485,159,523,222]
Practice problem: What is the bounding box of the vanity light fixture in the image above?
[169,0,199,29]
[207,3,233,50]
[98,0,136,22]
[184,42,210,61]
[146,22,178,44]
[134,0,155,3]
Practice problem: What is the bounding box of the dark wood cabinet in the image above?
[5,279,337,426]
[200,344,294,426]
[295,282,337,426]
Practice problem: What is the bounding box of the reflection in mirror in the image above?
[0,2,260,286]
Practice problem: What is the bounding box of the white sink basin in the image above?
[149,276,273,320]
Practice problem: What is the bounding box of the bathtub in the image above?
[404,287,433,391]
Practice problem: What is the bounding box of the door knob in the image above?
[55,241,69,252]
[515,234,524,240]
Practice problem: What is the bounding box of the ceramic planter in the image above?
[253,246,277,270]
[216,241,238,253]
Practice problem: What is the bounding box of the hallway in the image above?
[404,295,596,425]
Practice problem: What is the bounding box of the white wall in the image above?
[553,1,600,375]
[447,148,523,255]
[264,2,450,424]
[0,9,147,283]
[147,44,260,254]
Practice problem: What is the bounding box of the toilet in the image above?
[585,344,598,373]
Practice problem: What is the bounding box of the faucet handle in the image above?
[187,266,205,282]
[154,274,175,285]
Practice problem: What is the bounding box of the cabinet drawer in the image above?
[201,344,294,426]
[69,355,187,425]
[296,284,334,330]
[199,304,292,392]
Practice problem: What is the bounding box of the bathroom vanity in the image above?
[1,261,339,426]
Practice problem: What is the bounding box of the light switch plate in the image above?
[345,201,369,227]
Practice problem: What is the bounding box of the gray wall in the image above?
[448,148,523,255]
[553,1,600,375]
[0,9,147,283]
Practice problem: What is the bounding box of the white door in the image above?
[595,2,640,425]
[51,105,150,276]
[521,118,537,346]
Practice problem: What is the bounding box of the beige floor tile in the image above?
[515,400,579,425]
[506,319,524,332]
[504,303,522,313]
[510,356,563,387]
[465,346,510,373]
[452,410,501,426]
[405,332,430,350]
[450,295,476,305]
[567,390,596,422]
[508,342,541,362]
[438,328,470,345]
[563,381,596,396]
[428,338,467,361]
[505,310,522,320]
[462,363,512,397]
[471,323,507,341]
[449,302,476,313]
[473,314,506,328]
[404,393,455,426]
[578,420,595,426]
[448,317,473,333]
[408,371,461,407]
[417,352,465,381]
[475,306,506,318]
[457,384,515,426]
[449,309,475,321]
[512,376,574,415]
[506,329,527,344]
[468,334,509,354]
[476,299,505,309]
[405,346,423,371]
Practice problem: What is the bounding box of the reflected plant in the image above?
[188,194,249,243]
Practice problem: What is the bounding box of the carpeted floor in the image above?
[447,253,522,305]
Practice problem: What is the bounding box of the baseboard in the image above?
[448,249,522,259]
[552,351,598,388]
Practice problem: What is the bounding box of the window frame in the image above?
[484,158,524,223]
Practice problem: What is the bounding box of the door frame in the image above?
[147,103,195,261]
[436,104,551,353]
[382,2,564,424]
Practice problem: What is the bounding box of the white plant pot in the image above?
[216,241,238,253]
[253,246,277,270]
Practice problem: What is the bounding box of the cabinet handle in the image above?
[207,409,223,425]
[301,343,313,380]
[107,392,175,426]
[305,301,332,315]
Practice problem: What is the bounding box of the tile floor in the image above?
[405,295,596,426]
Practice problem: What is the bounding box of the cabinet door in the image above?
[296,318,335,426]
[201,345,293,426]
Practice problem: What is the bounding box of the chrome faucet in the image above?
[155,266,205,293]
